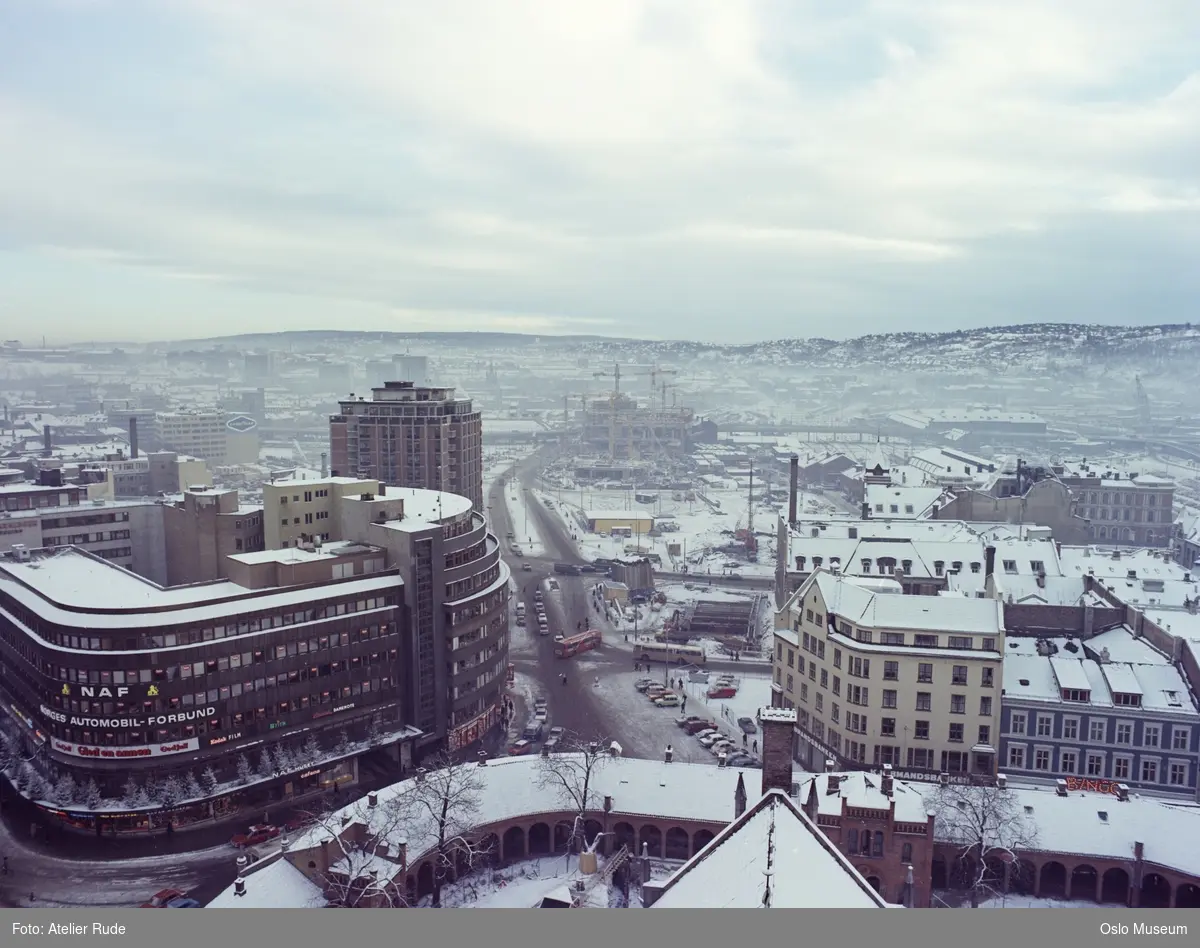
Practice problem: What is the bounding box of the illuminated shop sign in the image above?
[40,705,217,729]
[1064,776,1122,796]
[206,732,243,747]
[59,684,161,698]
[299,769,321,779]
[52,737,200,759]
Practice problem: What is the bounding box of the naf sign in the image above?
[60,683,158,699]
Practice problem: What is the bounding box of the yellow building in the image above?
[773,569,1004,780]
[263,476,387,549]
[585,510,655,534]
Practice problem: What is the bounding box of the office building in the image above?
[330,382,483,511]
[162,487,265,585]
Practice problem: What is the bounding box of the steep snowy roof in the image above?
[650,790,889,908]
[207,856,323,908]
[811,571,1004,635]
[795,772,930,823]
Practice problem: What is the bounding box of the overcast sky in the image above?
[1,0,1197,345]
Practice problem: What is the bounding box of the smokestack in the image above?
[320,452,328,478]
[788,455,799,526]
[985,545,996,579]
[43,425,52,456]
[129,417,139,459]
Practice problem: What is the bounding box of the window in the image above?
[881,718,896,737]
[1089,720,1106,742]
[1010,712,1026,735]
[914,635,938,648]
[934,561,945,576]
[833,648,842,668]
[1003,559,1018,574]
[1008,746,1025,768]
[1060,750,1077,773]
[883,661,899,680]
[1030,560,1045,573]
[816,693,823,711]
[949,636,971,649]
[820,669,829,689]
[949,723,964,743]
[849,656,870,678]
[950,695,966,714]
[970,562,981,573]
[1036,715,1052,737]
[952,665,968,686]
[1084,753,1103,776]
[1113,757,1130,780]
[1169,761,1186,785]
[917,664,933,683]
[786,673,794,692]
[881,632,905,646]
[1116,723,1132,745]
[982,637,995,651]
[1172,728,1190,751]
[833,676,841,696]
[978,725,990,745]
[800,683,808,702]
[831,703,840,723]
[1062,718,1078,740]
[981,667,994,688]
[1034,748,1051,770]
[1142,725,1160,748]
[882,689,897,709]
[915,720,929,740]
[1141,759,1158,783]
[786,649,795,668]
[979,696,993,716]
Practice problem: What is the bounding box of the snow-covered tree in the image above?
[121,774,141,807]
[184,771,204,801]
[257,748,275,778]
[407,752,492,907]
[0,732,13,773]
[158,774,184,807]
[932,781,1040,907]
[537,732,614,859]
[142,776,163,804]
[236,754,254,785]
[335,729,352,756]
[81,778,103,809]
[12,764,30,795]
[201,765,220,794]
[273,743,295,775]
[300,734,322,765]
[50,773,78,807]
[302,796,413,908]
[26,771,50,802]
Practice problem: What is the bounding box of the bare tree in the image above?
[301,794,414,908]
[931,781,1039,907]
[406,752,493,907]
[536,733,613,860]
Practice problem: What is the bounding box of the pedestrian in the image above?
[742,733,748,748]
[681,697,687,713]
[752,740,758,754]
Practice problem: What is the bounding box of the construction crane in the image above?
[591,362,660,460]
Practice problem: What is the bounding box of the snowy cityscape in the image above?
[1,0,1198,927]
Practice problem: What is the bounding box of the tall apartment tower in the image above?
[330,382,483,511]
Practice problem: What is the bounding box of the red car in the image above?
[707,686,737,699]
[684,719,717,734]
[507,739,534,756]
[231,824,280,848]
[141,888,186,908]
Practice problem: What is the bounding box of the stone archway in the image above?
[553,821,573,854]
[693,828,715,854]
[866,876,883,897]
[1039,861,1067,898]
[480,832,501,867]
[1176,883,1200,908]
[1069,864,1097,901]
[1100,867,1129,904]
[528,822,551,856]
[417,861,435,899]
[931,854,947,890]
[1011,859,1037,895]
[640,824,663,858]
[1140,873,1171,908]
[584,819,604,848]
[614,821,636,852]
[664,827,690,860]
[502,825,526,861]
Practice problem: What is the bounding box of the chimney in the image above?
[985,545,996,579]
[129,417,139,459]
[1055,540,1062,557]
[320,452,329,478]
[664,744,673,763]
[717,751,728,768]
[861,501,870,520]
[1117,784,1130,801]
[788,455,799,526]
[415,767,426,782]
[234,878,247,898]
[758,707,797,797]
[1055,778,1068,797]
[825,758,835,773]
[43,425,52,456]
[733,772,748,818]
[930,504,939,519]
[996,773,1007,789]
[368,792,378,808]
[604,795,613,813]
[903,865,915,908]
[477,750,489,766]
[881,763,893,797]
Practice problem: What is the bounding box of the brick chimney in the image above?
[734,772,747,819]
[788,455,799,526]
[881,763,894,797]
[985,545,996,579]
[758,707,797,797]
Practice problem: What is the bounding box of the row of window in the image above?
[1084,507,1158,522]
[1005,744,1189,786]
[792,691,993,745]
[780,644,994,690]
[1082,490,1160,506]
[1007,712,1191,749]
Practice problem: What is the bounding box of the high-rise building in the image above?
[330,383,483,511]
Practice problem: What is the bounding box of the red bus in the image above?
[554,630,602,658]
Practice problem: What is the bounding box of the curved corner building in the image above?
[0,484,508,834]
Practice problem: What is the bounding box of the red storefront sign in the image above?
[1064,776,1122,796]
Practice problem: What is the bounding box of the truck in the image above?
[553,563,581,576]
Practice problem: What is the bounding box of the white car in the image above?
[653,694,681,707]
[698,732,724,747]
[693,728,719,741]
[710,740,735,756]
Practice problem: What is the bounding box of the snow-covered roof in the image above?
[0,547,401,635]
[795,772,931,823]
[207,855,324,908]
[865,484,948,519]
[585,510,654,522]
[650,790,889,908]
[919,782,1200,876]
[807,571,1004,636]
[290,754,756,864]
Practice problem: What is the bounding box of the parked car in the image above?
[508,739,534,756]
[534,707,549,722]
[654,694,681,707]
[522,563,533,572]
[707,686,737,699]
[684,719,716,734]
[141,888,186,908]
[284,815,315,833]
[726,754,760,768]
[548,726,565,742]
[231,824,280,848]
[676,715,705,729]
[522,720,545,741]
[737,717,758,735]
[693,727,719,739]
[543,735,561,753]
[710,740,736,756]
[580,565,598,573]
[165,898,202,908]
[634,678,658,692]
[697,732,724,747]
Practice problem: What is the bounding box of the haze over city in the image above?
[2,0,1198,344]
